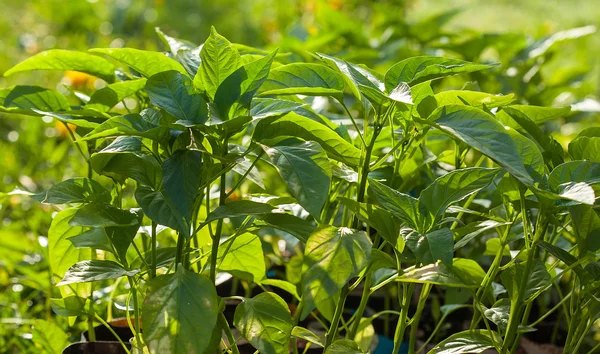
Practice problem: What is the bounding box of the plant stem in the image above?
[347,272,372,339]
[408,284,431,354]
[392,283,413,354]
[95,314,131,354]
[219,313,240,354]
[150,221,157,279]
[325,285,349,348]
[128,276,143,353]
[210,139,229,283]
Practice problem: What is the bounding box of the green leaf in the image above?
[291,326,324,347]
[206,200,277,223]
[0,86,70,114]
[483,298,511,331]
[135,186,189,238]
[398,258,485,287]
[146,70,208,124]
[402,227,454,265]
[48,208,92,282]
[214,49,277,119]
[454,220,511,250]
[536,241,585,280]
[50,296,90,317]
[90,137,162,188]
[31,178,111,204]
[155,27,196,55]
[301,226,372,318]
[234,292,293,354]
[85,78,147,112]
[258,213,315,244]
[4,49,115,82]
[24,110,102,129]
[569,129,600,162]
[427,330,502,354]
[259,279,300,300]
[253,112,362,167]
[162,150,202,223]
[419,168,501,223]
[503,105,571,125]
[89,48,187,78]
[384,56,493,91]
[218,232,266,282]
[549,161,600,189]
[429,105,544,186]
[196,27,241,99]
[70,203,140,228]
[258,63,344,98]
[82,113,170,143]
[516,25,596,61]
[32,319,71,354]
[338,198,401,250]
[501,260,551,303]
[265,141,332,220]
[68,229,113,252]
[250,98,306,119]
[143,267,219,354]
[368,179,428,232]
[569,204,600,253]
[57,260,138,286]
[325,339,365,354]
[433,91,515,109]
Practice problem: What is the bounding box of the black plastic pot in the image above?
[62,341,131,354]
[82,318,136,343]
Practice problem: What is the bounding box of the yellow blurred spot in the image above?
[64,71,93,89]
[55,122,77,138]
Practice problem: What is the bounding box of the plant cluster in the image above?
[1,24,599,354]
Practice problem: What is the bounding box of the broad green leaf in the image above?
[4,49,115,82]
[388,82,414,104]
[368,179,428,232]
[433,91,515,109]
[214,49,277,119]
[50,296,90,317]
[500,260,551,303]
[536,241,585,280]
[569,204,600,253]
[146,70,208,124]
[250,98,306,119]
[31,178,111,204]
[82,113,170,143]
[516,25,596,61]
[155,27,196,55]
[427,330,502,354]
[26,110,102,129]
[502,105,571,125]
[258,213,315,244]
[384,56,493,91]
[196,27,241,98]
[90,137,161,188]
[0,86,70,114]
[206,200,277,223]
[291,326,323,347]
[234,292,293,354]
[143,267,219,354]
[402,227,454,265]
[338,197,401,250]
[429,105,544,186]
[85,78,147,112]
[89,48,187,78]
[483,298,512,331]
[162,150,202,223]
[135,186,189,238]
[301,226,372,318]
[68,229,113,252]
[569,128,600,162]
[259,279,300,300]
[398,258,485,287]
[258,63,344,98]
[70,203,140,228]
[253,112,362,167]
[549,161,600,189]
[218,233,266,282]
[48,208,92,283]
[454,220,511,250]
[325,339,365,354]
[32,319,70,354]
[58,260,138,286]
[419,168,501,223]
[265,141,332,220]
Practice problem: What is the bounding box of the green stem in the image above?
[325,285,349,348]
[95,314,131,354]
[408,284,431,354]
[219,313,240,354]
[347,273,372,339]
[210,139,229,283]
[392,283,413,354]
[150,221,157,279]
[128,276,143,353]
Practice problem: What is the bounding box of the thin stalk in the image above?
[128,276,143,353]
[325,285,349,348]
[210,139,229,283]
[150,221,157,279]
[220,313,240,354]
[347,273,372,339]
[392,283,414,354]
[529,292,571,327]
[408,284,431,354]
[95,314,131,354]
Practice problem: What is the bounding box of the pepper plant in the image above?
[1,26,599,354]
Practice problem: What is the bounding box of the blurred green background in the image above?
[0,0,598,351]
